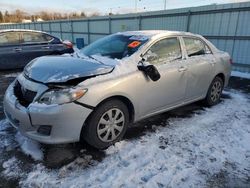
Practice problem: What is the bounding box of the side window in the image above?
[183,37,211,57]
[22,32,49,43]
[0,32,20,45]
[145,37,182,65]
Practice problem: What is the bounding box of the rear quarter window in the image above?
[183,37,211,57]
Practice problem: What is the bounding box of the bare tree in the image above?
[0,9,88,23]
[0,11,4,22]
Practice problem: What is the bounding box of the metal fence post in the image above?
[59,21,63,39]
[41,22,44,31]
[49,22,52,34]
[87,19,90,45]
[138,15,142,30]
[70,20,74,43]
[186,10,191,32]
[231,11,240,68]
[109,17,112,34]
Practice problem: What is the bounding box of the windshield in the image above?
[80,34,149,59]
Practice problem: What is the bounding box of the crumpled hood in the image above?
[24,56,114,84]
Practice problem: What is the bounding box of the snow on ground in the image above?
[0,119,9,132]
[2,157,24,179]
[1,90,245,187]
[0,119,16,152]
[231,71,250,79]
[15,132,43,161]
[0,119,43,161]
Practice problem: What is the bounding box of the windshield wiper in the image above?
[75,52,103,65]
[88,55,104,65]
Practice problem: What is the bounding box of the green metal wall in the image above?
[1,2,250,72]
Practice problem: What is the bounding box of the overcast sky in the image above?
[0,0,248,15]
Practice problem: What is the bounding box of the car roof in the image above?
[118,30,201,38]
[118,30,218,52]
[0,29,49,35]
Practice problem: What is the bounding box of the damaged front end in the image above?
[4,72,94,144]
[24,55,114,85]
[3,54,116,143]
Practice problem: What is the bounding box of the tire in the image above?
[204,76,223,106]
[82,100,129,149]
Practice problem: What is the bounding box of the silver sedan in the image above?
[4,30,231,149]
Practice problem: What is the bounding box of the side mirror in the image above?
[138,64,161,82]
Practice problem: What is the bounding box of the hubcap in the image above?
[210,81,222,102]
[97,108,125,142]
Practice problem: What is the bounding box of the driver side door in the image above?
[138,37,188,119]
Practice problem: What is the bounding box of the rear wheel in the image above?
[82,100,129,149]
[204,76,223,106]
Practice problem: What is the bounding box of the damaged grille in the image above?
[13,80,37,107]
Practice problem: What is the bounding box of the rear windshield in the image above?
[80,34,149,59]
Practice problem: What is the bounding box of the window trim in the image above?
[181,36,213,58]
[141,36,184,63]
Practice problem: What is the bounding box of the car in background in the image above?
[4,30,231,149]
[0,29,74,70]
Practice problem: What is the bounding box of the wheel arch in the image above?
[215,73,225,86]
[80,95,135,141]
[94,95,135,123]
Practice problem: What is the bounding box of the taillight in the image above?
[63,40,73,49]
[229,58,233,64]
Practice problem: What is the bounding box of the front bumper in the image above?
[4,82,93,144]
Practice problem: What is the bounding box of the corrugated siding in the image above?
[111,19,139,33]
[72,21,88,33]
[0,2,250,72]
[141,16,187,31]
[237,11,250,36]
[89,20,109,33]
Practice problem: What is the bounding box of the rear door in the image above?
[0,31,23,69]
[138,37,187,118]
[19,31,56,67]
[181,37,215,101]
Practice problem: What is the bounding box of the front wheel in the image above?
[82,100,129,149]
[204,76,223,106]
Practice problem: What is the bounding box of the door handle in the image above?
[14,47,22,52]
[42,46,50,49]
[178,66,188,72]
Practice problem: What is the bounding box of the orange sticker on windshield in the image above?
[128,41,141,48]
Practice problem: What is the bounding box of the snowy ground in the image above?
[231,71,250,79]
[0,71,250,187]
[0,92,250,187]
